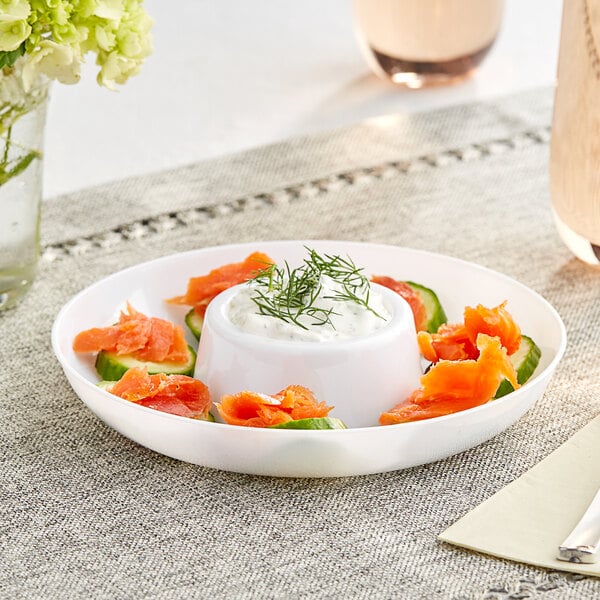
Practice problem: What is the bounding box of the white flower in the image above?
[21,40,81,90]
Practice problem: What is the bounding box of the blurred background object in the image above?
[353,0,504,88]
[550,0,600,265]
[46,0,563,199]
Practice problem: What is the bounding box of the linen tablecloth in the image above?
[3,86,600,599]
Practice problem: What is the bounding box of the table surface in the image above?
[15,3,600,597]
[10,84,600,599]
[44,0,563,199]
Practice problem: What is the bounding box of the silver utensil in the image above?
[558,487,600,563]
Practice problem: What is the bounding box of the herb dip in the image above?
[227,276,392,342]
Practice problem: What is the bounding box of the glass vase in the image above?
[0,70,49,310]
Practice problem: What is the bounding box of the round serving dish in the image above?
[51,240,567,477]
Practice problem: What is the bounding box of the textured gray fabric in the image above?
[2,86,600,599]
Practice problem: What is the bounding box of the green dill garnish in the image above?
[249,247,383,330]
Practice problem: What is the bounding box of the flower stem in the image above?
[2,125,10,165]
[0,125,41,188]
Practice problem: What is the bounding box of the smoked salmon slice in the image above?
[217,385,333,428]
[380,334,520,425]
[464,302,521,355]
[417,322,476,362]
[107,367,211,420]
[417,301,521,363]
[167,251,274,316]
[73,303,189,363]
[370,276,428,332]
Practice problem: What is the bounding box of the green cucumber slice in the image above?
[405,281,447,333]
[495,335,542,398]
[185,309,204,340]
[269,417,347,430]
[95,345,197,381]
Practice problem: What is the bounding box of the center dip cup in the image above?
[194,282,423,428]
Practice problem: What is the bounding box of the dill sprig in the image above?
[249,247,383,329]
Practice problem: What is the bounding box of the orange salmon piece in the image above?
[167,251,274,316]
[109,367,167,402]
[71,326,122,354]
[136,317,173,360]
[417,301,521,363]
[380,334,519,425]
[370,276,428,332]
[464,302,521,356]
[73,304,189,364]
[108,367,211,419]
[217,385,333,428]
[417,323,475,362]
[133,318,189,363]
[114,304,152,352]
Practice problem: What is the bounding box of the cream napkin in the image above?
[440,415,600,576]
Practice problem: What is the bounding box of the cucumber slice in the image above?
[185,309,204,340]
[95,345,197,381]
[404,281,447,333]
[269,417,347,430]
[495,335,542,398]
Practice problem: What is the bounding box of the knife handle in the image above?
[558,488,600,563]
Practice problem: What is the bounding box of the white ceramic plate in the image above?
[52,241,566,477]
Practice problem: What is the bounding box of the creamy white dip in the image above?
[226,276,392,342]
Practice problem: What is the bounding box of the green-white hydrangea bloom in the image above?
[0,0,152,88]
[0,0,32,52]
[22,39,81,89]
[95,1,153,89]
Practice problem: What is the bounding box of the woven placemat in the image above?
[2,87,600,599]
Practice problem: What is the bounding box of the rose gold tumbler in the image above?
[353,0,504,88]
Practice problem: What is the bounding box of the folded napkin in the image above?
[440,414,600,576]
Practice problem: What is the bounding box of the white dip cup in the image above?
[194,283,423,428]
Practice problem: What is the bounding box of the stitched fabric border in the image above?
[475,572,587,600]
[41,125,550,263]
